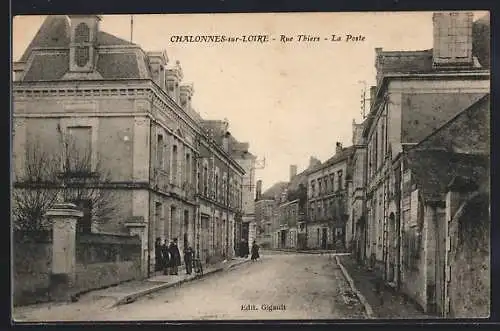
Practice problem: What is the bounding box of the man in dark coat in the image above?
[251,240,260,261]
[155,237,162,272]
[169,238,181,275]
[184,245,194,275]
[161,239,170,275]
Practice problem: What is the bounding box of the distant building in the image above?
[307,144,354,250]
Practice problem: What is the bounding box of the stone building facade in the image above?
[307,144,354,250]
[360,12,490,279]
[12,15,246,277]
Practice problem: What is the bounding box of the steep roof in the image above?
[406,150,489,201]
[18,16,144,81]
[19,16,135,62]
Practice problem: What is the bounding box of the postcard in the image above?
[11,11,491,322]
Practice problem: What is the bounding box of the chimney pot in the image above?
[336,142,343,154]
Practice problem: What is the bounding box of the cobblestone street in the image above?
[14,252,367,321]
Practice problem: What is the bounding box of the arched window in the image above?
[76,46,90,67]
[75,23,90,43]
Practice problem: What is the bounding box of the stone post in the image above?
[125,219,148,278]
[46,203,83,302]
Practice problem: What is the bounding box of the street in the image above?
[14,251,367,321]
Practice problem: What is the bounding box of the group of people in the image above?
[238,239,261,262]
[155,238,195,275]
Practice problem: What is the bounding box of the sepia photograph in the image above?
[11,10,491,322]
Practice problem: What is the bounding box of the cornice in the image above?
[12,79,246,175]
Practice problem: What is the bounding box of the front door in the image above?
[321,228,327,249]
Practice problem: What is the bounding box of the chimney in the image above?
[222,131,230,153]
[370,86,377,108]
[336,142,343,154]
[289,165,298,181]
[309,156,321,168]
[166,60,183,104]
[375,47,383,84]
[256,180,263,200]
[432,12,474,68]
[180,83,194,110]
[147,51,168,89]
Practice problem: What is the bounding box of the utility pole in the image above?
[130,15,134,43]
[358,80,371,120]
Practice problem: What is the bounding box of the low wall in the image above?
[74,261,140,294]
[13,231,52,306]
[13,230,142,306]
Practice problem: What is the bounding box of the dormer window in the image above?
[75,23,90,43]
[76,46,90,67]
[68,16,100,73]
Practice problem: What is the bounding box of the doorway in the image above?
[321,228,327,249]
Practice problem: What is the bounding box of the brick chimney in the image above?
[289,165,298,181]
[336,142,343,154]
[432,12,474,68]
[256,180,263,201]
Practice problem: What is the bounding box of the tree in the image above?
[12,135,117,233]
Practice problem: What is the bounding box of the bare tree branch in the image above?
[12,134,118,233]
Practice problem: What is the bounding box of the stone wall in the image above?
[13,231,52,306]
[13,230,142,306]
[448,192,490,318]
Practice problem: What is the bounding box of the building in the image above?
[259,181,288,248]
[254,180,275,248]
[273,158,319,249]
[359,11,490,282]
[349,119,368,261]
[12,15,246,277]
[397,94,490,315]
[197,120,255,257]
[307,144,354,250]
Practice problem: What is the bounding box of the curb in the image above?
[266,249,349,255]
[108,259,250,308]
[335,255,375,319]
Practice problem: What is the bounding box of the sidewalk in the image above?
[267,248,350,255]
[13,257,250,322]
[337,255,435,319]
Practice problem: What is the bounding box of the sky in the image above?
[12,11,488,191]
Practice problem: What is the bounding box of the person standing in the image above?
[251,240,260,261]
[154,237,162,272]
[184,245,194,275]
[169,238,181,275]
[161,239,170,275]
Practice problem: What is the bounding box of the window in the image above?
[73,199,92,233]
[171,145,178,184]
[215,173,219,201]
[66,126,92,173]
[311,180,316,197]
[185,153,191,184]
[318,180,322,195]
[156,135,164,169]
[75,23,90,43]
[330,174,335,192]
[203,165,208,196]
[337,170,343,190]
[75,46,90,67]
